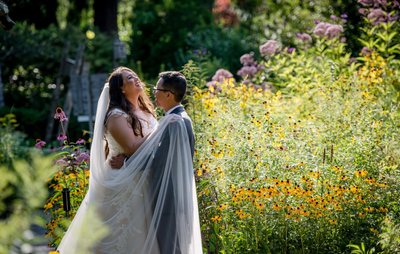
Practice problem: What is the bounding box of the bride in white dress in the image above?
[57,67,202,254]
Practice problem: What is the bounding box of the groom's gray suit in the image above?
[151,105,194,254]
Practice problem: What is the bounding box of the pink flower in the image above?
[206,81,222,93]
[325,24,344,39]
[296,33,312,43]
[76,138,86,145]
[240,53,256,66]
[367,8,387,24]
[358,8,369,16]
[237,66,258,78]
[35,139,46,149]
[358,0,375,6]
[313,22,331,37]
[313,22,343,39]
[375,0,388,7]
[76,152,90,164]
[361,46,373,55]
[57,134,67,141]
[212,69,234,82]
[259,40,280,56]
[54,107,68,122]
[55,158,68,166]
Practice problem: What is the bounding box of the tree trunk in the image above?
[93,0,118,35]
[44,42,70,142]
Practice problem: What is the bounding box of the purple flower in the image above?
[358,8,369,16]
[212,69,233,83]
[325,24,344,39]
[376,0,388,8]
[330,15,338,20]
[54,107,68,122]
[259,40,280,56]
[287,47,295,54]
[358,0,374,6]
[35,139,46,149]
[367,8,387,24]
[206,81,222,93]
[313,22,331,37]
[240,53,256,66]
[76,138,86,145]
[349,57,358,64]
[340,13,348,19]
[57,134,67,141]
[237,66,258,78]
[313,22,344,39]
[296,33,312,43]
[76,152,90,164]
[388,13,399,22]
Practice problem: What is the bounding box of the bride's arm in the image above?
[106,114,147,156]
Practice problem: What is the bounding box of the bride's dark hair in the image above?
[105,66,155,138]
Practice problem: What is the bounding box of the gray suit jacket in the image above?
[151,106,195,254]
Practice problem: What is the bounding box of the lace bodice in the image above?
[104,108,158,157]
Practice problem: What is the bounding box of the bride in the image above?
[57,67,202,254]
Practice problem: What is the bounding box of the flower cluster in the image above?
[313,22,344,39]
[358,0,399,24]
[237,52,260,79]
[259,40,280,56]
[206,68,234,93]
[296,32,312,43]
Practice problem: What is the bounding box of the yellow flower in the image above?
[255,202,265,210]
[354,169,368,177]
[211,215,222,222]
[217,204,229,211]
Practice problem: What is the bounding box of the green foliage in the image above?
[348,243,375,254]
[379,216,400,254]
[0,113,56,253]
[183,26,255,78]
[130,0,214,78]
[0,114,29,166]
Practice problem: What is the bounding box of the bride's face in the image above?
[121,70,143,97]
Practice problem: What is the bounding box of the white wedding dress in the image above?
[57,84,203,254]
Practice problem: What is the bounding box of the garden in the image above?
[0,0,399,253]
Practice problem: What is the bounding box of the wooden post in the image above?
[63,44,86,133]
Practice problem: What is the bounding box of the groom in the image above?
[152,71,195,254]
[110,71,195,253]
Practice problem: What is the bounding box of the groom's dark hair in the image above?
[159,71,186,102]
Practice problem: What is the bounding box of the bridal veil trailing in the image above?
[57,84,203,254]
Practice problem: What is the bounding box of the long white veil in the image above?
[57,84,203,254]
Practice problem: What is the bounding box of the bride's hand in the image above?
[109,154,126,169]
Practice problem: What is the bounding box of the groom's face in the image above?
[154,78,169,110]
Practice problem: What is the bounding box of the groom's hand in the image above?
[109,154,126,169]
